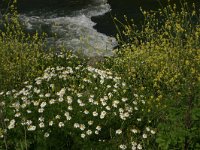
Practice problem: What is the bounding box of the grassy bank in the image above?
[0,2,200,150]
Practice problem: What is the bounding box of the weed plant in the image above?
[0,5,56,91]
[103,2,200,149]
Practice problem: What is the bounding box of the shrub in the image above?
[0,52,157,149]
[0,7,56,91]
[102,2,200,149]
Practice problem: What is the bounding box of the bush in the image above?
[0,9,56,91]
[0,52,157,149]
[102,3,200,149]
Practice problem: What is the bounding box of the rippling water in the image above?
[2,0,200,56]
[19,0,117,57]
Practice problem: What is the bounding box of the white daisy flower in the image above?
[86,130,92,135]
[151,130,156,134]
[27,125,36,131]
[119,144,127,150]
[44,132,50,138]
[81,133,86,138]
[142,134,147,139]
[39,122,45,128]
[40,102,47,108]
[74,123,79,128]
[93,111,98,117]
[137,144,142,149]
[49,121,53,126]
[58,122,64,128]
[116,129,122,134]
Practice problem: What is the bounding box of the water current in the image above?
[19,0,117,57]
[3,0,200,56]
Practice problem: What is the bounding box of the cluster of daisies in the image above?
[0,54,156,149]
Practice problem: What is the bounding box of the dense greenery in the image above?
[0,2,200,150]
[107,3,200,149]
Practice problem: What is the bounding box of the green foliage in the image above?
[0,1,200,150]
[0,10,55,91]
[0,52,156,149]
[103,2,200,149]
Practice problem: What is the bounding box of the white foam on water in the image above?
[20,0,117,57]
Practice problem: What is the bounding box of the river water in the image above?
[17,0,117,57]
[3,0,200,56]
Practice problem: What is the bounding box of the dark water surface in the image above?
[14,0,117,56]
[1,0,200,56]
[93,0,200,36]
